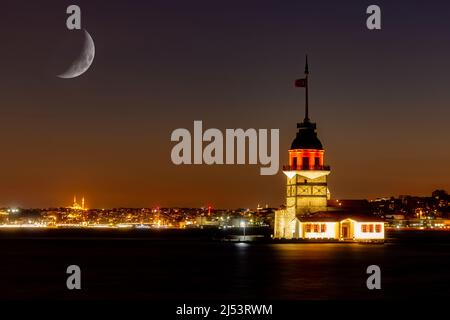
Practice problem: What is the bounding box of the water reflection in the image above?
[0,230,448,299]
[267,243,386,299]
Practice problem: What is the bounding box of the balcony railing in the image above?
[283,165,331,171]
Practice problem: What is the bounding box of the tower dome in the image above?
[290,120,323,150]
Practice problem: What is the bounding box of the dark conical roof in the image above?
[290,119,323,150]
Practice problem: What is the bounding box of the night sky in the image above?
[0,0,449,208]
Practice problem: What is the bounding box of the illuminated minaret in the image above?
[70,195,85,210]
[284,56,331,216]
[274,56,331,238]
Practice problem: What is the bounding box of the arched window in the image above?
[302,157,309,169]
[292,157,297,169]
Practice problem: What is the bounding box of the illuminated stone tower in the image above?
[274,57,331,238]
[285,56,331,215]
[283,124,330,215]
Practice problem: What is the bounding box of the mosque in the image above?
[69,195,86,211]
[273,57,384,242]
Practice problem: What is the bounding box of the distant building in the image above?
[294,212,384,240]
[274,58,385,242]
[195,215,219,227]
[68,195,86,211]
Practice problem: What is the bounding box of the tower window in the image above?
[375,224,381,233]
[313,224,319,232]
[314,157,320,167]
[302,157,309,169]
[369,224,374,233]
[320,224,326,232]
[305,224,311,232]
[292,157,297,169]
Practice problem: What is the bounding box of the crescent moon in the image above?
[58,29,95,79]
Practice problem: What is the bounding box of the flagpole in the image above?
[305,55,309,122]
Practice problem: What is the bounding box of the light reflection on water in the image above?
[0,230,448,299]
[267,243,387,299]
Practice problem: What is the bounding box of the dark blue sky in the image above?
[0,0,449,208]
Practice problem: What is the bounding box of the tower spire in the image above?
[304,55,309,122]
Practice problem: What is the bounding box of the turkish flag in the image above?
[295,78,307,87]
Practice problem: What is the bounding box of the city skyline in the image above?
[1,188,447,210]
[1,0,449,208]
